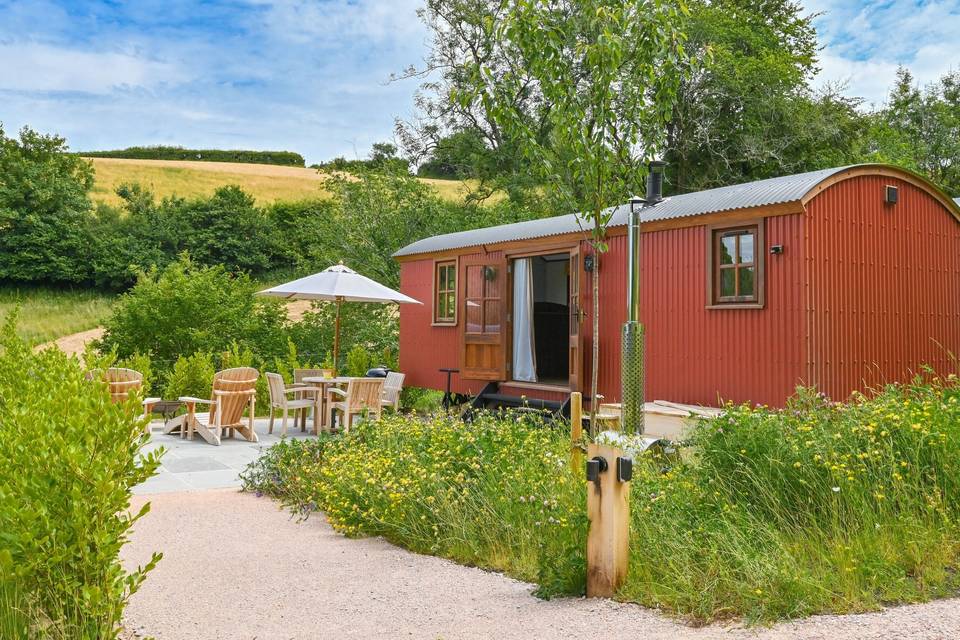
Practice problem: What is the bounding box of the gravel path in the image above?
[121,489,960,640]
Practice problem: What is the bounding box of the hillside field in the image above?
[88,157,480,205]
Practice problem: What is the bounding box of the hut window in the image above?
[707,221,765,308]
[434,260,457,324]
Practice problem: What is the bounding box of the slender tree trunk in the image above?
[589,245,600,434]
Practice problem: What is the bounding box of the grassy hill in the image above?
[88,157,481,206]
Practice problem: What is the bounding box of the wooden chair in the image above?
[292,368,334,429]
[327,377,385,432]
[265,372,322,437]
[381,372,405,412]
[95,368,160,435]
[164,367,259,446]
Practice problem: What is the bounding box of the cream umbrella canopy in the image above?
[257,264,422,373]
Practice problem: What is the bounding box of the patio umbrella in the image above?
[257,263,421,373]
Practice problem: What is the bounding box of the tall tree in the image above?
[0,126,95,284]
[865,67,960,196]
[456,0,688,427]
[663,0,865,193]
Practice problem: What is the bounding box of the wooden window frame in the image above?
[705,220,765,309]
[432,259,458,326]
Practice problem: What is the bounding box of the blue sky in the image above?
[0,1,957,164]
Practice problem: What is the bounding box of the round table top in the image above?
[301,376,354,385]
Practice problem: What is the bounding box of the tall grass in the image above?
[242,379,960,623]
[0,286,114,343]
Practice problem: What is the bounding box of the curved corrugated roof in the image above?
[393,165,951,257]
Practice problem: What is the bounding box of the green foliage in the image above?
[163,351,217,400]
[416,129,492,179]
[0,316,162,638]
[78,145,305,167]
[399,386,444,414]
[864,68,960,196]
[314,141,410,174]
[343,344,372,377]
[241,412,586,595]
[0,126,96,285]
[97,255,289,372]
[244,379,960,622]
[664,0,866,192]
[289,302,397,372]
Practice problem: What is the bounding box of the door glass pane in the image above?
[739,232,755,263]
[466,265,483,298]
[466,300,482,333]
[484,300,500,333]
[483,266,499,297]
[719,235,736,264]
[719,268,736,297]
[739,267,755,297]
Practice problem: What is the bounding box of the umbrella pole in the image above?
[333,297,342,376]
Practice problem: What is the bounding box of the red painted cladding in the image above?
[583,215,806,407]
[804,175,960,399]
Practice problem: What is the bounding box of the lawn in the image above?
[88,157,489,206]
[0,287,114,344]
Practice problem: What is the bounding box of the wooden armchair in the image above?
[327,377,384,432]
[95,367,160,435]
[164,367,259,446]
[266,372,322,436]
[381,372,405,412]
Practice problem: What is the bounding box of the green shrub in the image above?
[0,316,162,638]
[0,126,96,285]
[97,255,289,376]
[163,352,216,400]
[344,344,372,377]
[400,386,444,414]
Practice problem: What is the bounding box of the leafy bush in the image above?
[0,126,96,284]
[79,145,305,167]
[400,386,444,414]
[344,344,372,377]
[163,352,216,400]
[242,411,586,596]
[0,316,162,638]
[244,379,960,623]
[98,256,289,373]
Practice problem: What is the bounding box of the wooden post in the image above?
[586,442,630,598]
[570,392,583,473]
[333,296,342,376]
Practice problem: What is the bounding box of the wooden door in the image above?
[568,246,584,391]
[460,254,507,380]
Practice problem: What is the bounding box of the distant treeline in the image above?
[79,145,305,167]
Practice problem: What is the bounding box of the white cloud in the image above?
[806,0,960,105]
[0,43,188,94]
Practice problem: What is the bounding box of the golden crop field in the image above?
[88,157,481,205]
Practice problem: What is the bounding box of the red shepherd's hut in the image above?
[394,165,960,410]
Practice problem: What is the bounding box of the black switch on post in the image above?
[617,456,633,483]
[586,456,608,482]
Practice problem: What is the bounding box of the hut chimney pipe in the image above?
[621,160,666,435]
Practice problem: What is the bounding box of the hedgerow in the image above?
[79,145,305,167]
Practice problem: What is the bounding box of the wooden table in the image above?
[302,376,354,432]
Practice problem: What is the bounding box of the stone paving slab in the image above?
[135,417,315,495]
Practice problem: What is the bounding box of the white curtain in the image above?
[512,258,537,382]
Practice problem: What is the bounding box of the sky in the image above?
[0,1,958,165]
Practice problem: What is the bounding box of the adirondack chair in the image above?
[94,368,160,435]
[380,371,405,412]
[327,377,384,432]
[164,367,259,446]
[265,372,323,436]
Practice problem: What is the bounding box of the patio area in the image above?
[134,418,315,494]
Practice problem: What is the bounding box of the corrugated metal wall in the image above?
[804,175,960,398]
[582,215,807,407]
